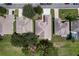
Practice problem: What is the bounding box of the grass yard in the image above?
[0,35,24,56]
[52,35,79,56]
[58,41,79,56]
[59,9,78,20]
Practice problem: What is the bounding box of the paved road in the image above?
[0,3,79,9]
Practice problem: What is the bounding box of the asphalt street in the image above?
[0,3,79,9]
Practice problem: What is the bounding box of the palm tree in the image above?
[65,15,76,39]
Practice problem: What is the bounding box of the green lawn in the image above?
[52,35,79,56]
[58,42,79,56]
[0,35,24,56]
[59,9,78,20]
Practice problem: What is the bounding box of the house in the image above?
[5,4,52,40]
[16,17,33,33]
[1,3,79,40]
[0,4,24,17]
[54,9,69,37]
[0,15,13,36]
[35,8,52,40]
[54,8,79,39]
[0,3,33,35]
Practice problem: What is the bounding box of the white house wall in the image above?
[18,9,23,17]
[9,9,15,15]
[54,9,59,19]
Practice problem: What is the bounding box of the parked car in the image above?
[73,3,79,5]
[40,3,52,5]
[64,3,70,5]
[4,3,12,5]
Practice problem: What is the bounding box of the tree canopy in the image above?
[11,32,39,55]
[11,32,23,47]
[11,32,39,47]
[22,4,43,19]
[11,32,57,56]
[34,6,43,15]
[0,6,8,16]
[22,4,36,19]
[22,32,39,47]
[65,14,77,21]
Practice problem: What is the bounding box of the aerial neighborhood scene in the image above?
[1,3,79,56]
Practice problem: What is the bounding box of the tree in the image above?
[11,32,39,47]
[22,4,35,19]
[11,32,39,55]
[34,6,43,15]
[36,39,58,56]
[0,6,8,16]
[20,32,39,52]
[11,32,23,47]
[65,14,76,40]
